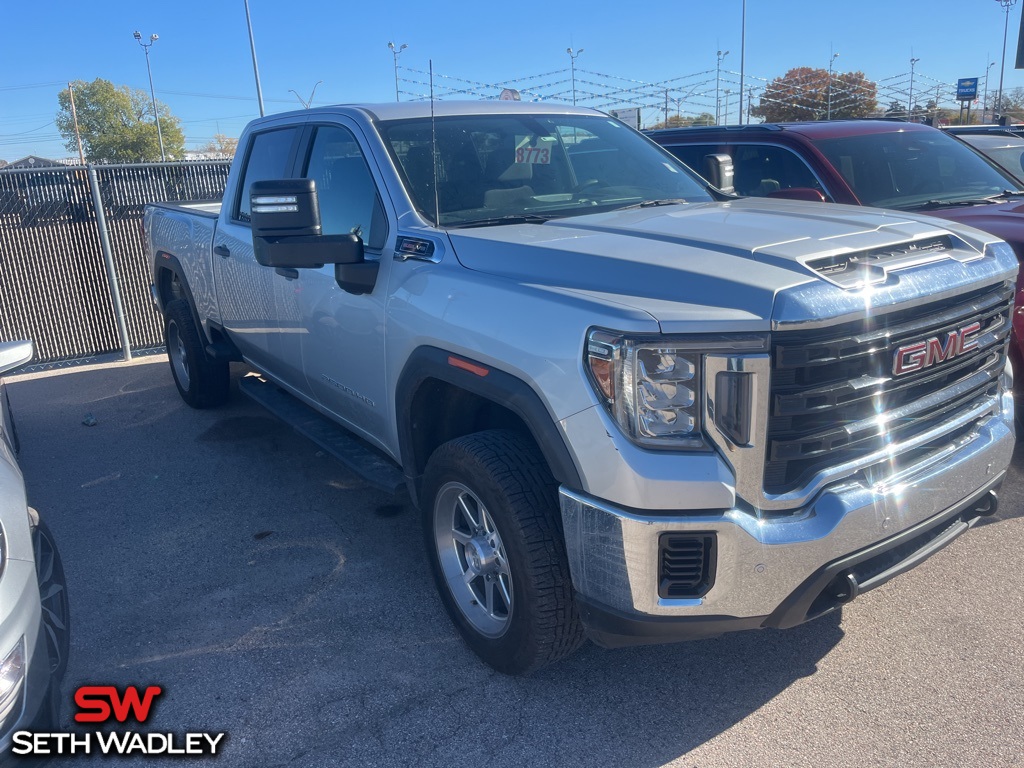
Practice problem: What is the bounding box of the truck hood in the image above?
[446,198,970,332]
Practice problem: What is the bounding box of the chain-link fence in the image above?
[0,161,231,364]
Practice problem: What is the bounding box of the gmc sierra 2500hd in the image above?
[144,102,1016,674]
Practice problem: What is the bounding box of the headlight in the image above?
[585,328,766,449]
[0,637,25,728]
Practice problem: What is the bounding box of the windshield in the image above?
[812,129,1023,210]
[378,113,713,226]
[967,140,1024,185]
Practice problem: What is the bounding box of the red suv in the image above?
[648,120,1024,381]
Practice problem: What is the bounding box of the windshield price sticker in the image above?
[515,146,551,164]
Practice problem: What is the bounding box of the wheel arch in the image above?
[395,346,583,508]
[153,252,207,340]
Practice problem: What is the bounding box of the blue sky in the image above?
[2,0,1023,161]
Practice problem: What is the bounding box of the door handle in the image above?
[275,267,299,280]
[213,244,231,258]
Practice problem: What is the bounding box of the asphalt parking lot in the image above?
[6,356,1024,768]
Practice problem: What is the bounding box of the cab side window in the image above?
[235,127,300,223]
[730,144,825,197]
[303,126,387,250]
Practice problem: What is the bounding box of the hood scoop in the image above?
[803,236,968,289]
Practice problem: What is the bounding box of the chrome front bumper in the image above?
[560,406,1014,644]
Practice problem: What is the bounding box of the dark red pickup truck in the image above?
[648,120,1024,378]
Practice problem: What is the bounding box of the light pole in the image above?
[908,57,921,121]
[995,0,1018,122]
[243,0,265,117]
[289,81,322,109]
[716,49,730,125]
[567,47,584,105]
[133,31,165,161]
[827,52,840,120]
[983,58,997,122]
[388,42,407,102]
[738,0,746,125]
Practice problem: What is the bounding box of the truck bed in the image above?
[146,200,222,219]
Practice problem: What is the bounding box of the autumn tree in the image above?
[648,112,716,130]
[199,134,239,157]
[56,78,185,162]
[751,67,877,122]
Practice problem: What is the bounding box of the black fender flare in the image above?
[395,346,583,504]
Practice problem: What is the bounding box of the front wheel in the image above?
[164,299,229,409]
[31,514,70,682]
[422,430,584,674]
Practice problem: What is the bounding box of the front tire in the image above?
[164,299,229,409]
[31,514,70,682]
[422,430,584,674]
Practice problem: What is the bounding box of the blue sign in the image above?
[957,78,979,101]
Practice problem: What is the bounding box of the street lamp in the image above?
[567,47,584,106]
[388,42,407,102]
[983,58,997,122]
[827,52,840,120]
[995,0,1018,122]
[908,57,921,121]
[243,0,265,118]
[289,81,323,109]
[716,50,730,125]
[133,30,165,161]
[738,0,746,125]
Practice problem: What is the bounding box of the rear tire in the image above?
[422,430,585,675]
[164,299,229,409]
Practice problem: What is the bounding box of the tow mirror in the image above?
[703,154,735,194]
[249,179,365,271]
[250,179,321,238]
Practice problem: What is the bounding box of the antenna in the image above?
[430,60,441,227]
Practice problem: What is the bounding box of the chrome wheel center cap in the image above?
[465,536,497,576]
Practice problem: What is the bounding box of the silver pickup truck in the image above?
[144,101,1016,674]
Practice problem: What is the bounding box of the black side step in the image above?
[239,375,406,496]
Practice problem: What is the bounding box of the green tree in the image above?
[56,78,185,162]
[751,67,877,122]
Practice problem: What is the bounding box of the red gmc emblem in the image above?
[892,322,982,376]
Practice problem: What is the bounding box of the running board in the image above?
[239,375,406,496]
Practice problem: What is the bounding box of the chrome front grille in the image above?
[765,281,1013,494]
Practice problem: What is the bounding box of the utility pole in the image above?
[724,89,732,124]
[738,0,746,125]
[983,57,997,122]
[67,82,85,164]
[995,0,1018,121]
[664,88,670,126]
